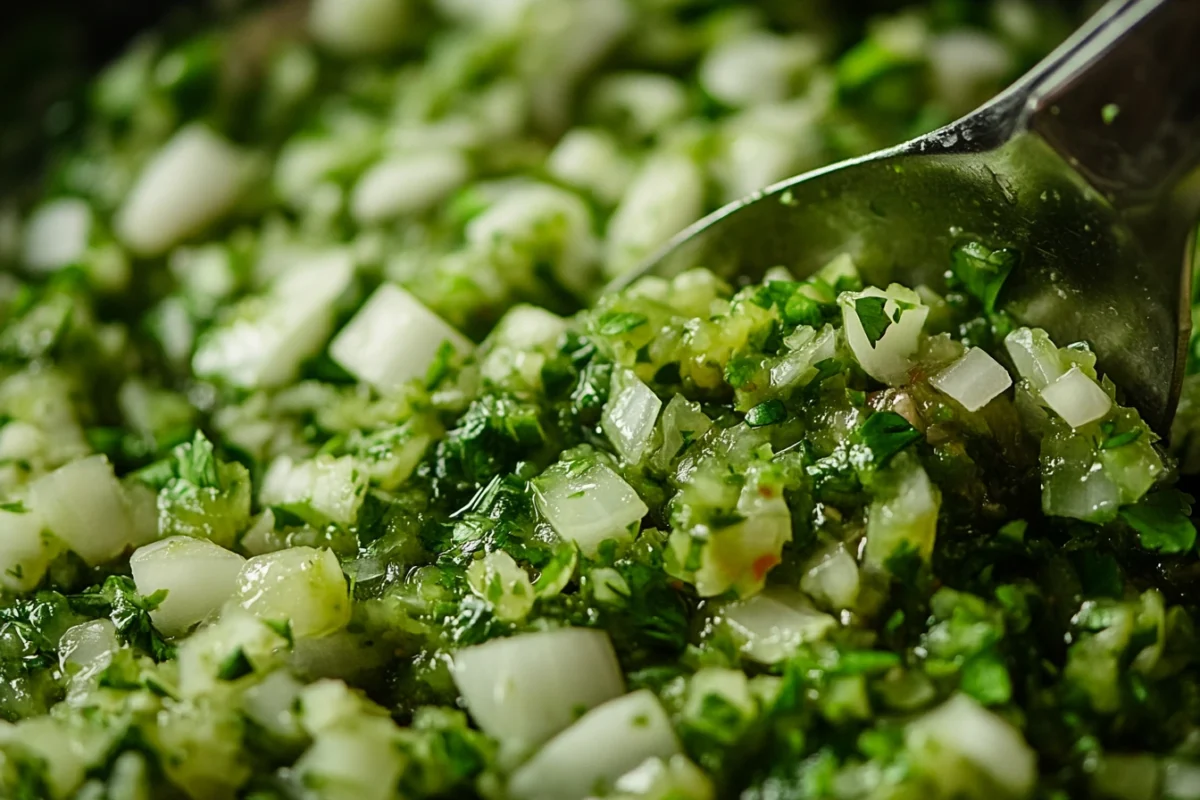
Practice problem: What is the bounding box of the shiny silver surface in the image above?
[611,0,1200,435]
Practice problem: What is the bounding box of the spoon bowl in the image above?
[609,0,1200,435]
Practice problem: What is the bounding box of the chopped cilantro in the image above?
[1120,490,1197,554]
[855,296,892,346]
[855,411,923,470]
[596,312,649,336]
[745,399,787,427]
[950,240,1018,313]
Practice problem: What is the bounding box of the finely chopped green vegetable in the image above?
[4,1,1200,799]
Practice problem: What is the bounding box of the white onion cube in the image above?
[22,199,92,271]
[233,547,351,638]
[130,536,246,637]
[193,252,353,389]
[605,154,704,278]
[722,589,837,664]
[508,690,681,800]
[58,619,120,680]
[351,150,470,224]
[260,454,368,527]
[27,455,133,566]
[309,0,408,56]
[602,370,663,464]
[534,462,648,555]
[929,347,1013,412]
[330,283,472,395]
[1041,366,1112,429]
[452,628,624,750]
[0,508,52,592]
[117,125,248,256]
[489,305,567,350]
[840,285,928,386]
[906,694,1036,798]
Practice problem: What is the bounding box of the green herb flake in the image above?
[745,399,787,428]
[217,647,254,681]
[950,240,1019,313]
[854,296,892,346]
[1121,490,1197,554]
[855,411,923,470]
[596,312,649,337]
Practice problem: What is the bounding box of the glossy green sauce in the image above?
[4,2,1200,800]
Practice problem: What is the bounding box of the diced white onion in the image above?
[488,305,567,351]
[130,536,246,637]
[508,690,681,800]
[605,153,704,278]
[176,610,290,697]
[840,286,929,386]
[193,251,354,389]
[293,717,405,800]
[1003,327,1066,390]
[546,128,631,206]
[22,199,92,271]
[906,694,1036,798]
[0,717,89,798]
[929,30,1014,112]
[260,454,368,527]
[466,183,598,296]
[687,467,792,598]
[721,589,837,664]
[58,619,120,681]
[602,370,663,464]
[452,628,624,751]
[653,394,713,473]
[466,551,535,621]
[116,125,248,256]
[685,668,755,721]
[799,544,860,612]
[309,0,409,56]
[330,283,472,395]
[27,455,133,566]
[929,347,1013,412]
[351,149,470,224]
[534,461,648,555]
[233,547,351,639]
[865,454,940,569]
[1041,366,1113,429]
[0,508,52,593]
[771,325,837,390]
[524,0,633,131]
[613,756,716,800]
[242,670,306,741]
[699,32,821,108]
[589,73,689,141]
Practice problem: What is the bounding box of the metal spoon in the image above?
[608,0,1200,435]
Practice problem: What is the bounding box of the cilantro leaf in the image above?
[1120,490,1197,554]
[855,411,923,470]
[217,647,253,681]
[950,240,1018,313]
[724,356,760,389]
[854,296,891,346]
[0,500,28,513]
[745,399,787,427]
[596,312,648,336]
[177,430,221,488]
[70,576,175,661]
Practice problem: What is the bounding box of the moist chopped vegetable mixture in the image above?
[2,1,1200,799]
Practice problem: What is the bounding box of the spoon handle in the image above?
[1025,0,1200,215]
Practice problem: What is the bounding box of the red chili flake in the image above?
[752,554,779,581]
